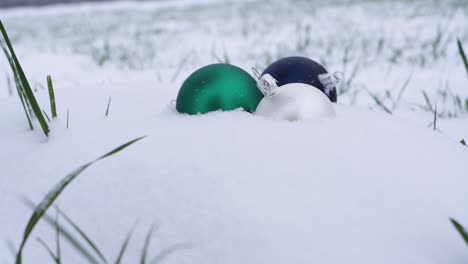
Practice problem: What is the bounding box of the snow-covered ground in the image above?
[1,0,468,263]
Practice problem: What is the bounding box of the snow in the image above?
[1,0,468,263]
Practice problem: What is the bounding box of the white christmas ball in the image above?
[255,83,336,122]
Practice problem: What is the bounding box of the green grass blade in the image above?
[394,73,412,109]
[17,86,34,130]
[15,137,145,264]
[56,208,108,264]
[1,44,16,81]
[1,43,34,130]
[42,109,51,123]
[422,90,434,113]
[1,43,17,84]
[365,89,392,114]
[457,38,468,78]
[97,136,145,161]
[0,20,49,137]
[105,96,111,117]
[140,224,156,264]
[1,43,28,105]
[0,24,32,114]
[37,237,59,264]
[54,209,61,264]
[0,23,37,119]
[22,198,100,264]
[47,75,57,118]
[16,163,92,264]
[149,243,191,264]
[450,218,468,246]
[115,224,137,264]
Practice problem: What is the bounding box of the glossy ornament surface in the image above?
[176,64,263,115]
[262,56,338,102]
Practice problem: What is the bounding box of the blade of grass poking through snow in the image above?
[105,96,111,117]
[37,237,59,263]
[22,197,100,264]
[450,218,468,246]
[15,136,145,264]
[116,224,137,264]
[1,43,32,113]
[54,209,61,264]
[0,20,49,137]
[140,224,156,264]
[457,38,468,78]
[149,243,191,264]
[365,89,392,114]
[0,26,31,117]
[393,73,412,110]
[47,75,57,118]
[1,44,34,130]
[422,90,434,113]
[42,110,51,123]
[55,207,108,264]
[17,86,34,130]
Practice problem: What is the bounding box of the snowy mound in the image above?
[2,97,468,263]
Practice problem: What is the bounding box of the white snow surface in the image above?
[1,0,468,263]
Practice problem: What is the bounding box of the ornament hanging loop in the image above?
[252,67,262,79]
[318,71,343,97]
[333,71,344,82]
[252,67,279,97]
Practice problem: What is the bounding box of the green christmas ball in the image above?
[176,64,263,115]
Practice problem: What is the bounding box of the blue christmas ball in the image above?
[261,56,337,102]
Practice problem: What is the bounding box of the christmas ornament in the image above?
[176,64,263,115]
[254,72,335,121]
[262,56,339,102]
